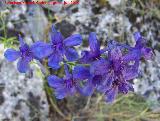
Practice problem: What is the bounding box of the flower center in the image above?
[112,79,121,89]
[52,42,63,51]
[92,75,102,86]
[64,79,76,89]
[20,44,33,59]
[110,59,124,75]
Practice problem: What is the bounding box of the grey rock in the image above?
[108,0,122,7]
[42,4,63,13]
[26,5,48,42]
[56,20,76,37]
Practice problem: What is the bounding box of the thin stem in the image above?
[96,92,105,104]
[129,107,148,121]
[83,95,92,110]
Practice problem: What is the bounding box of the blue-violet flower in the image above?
[47,25,82,69]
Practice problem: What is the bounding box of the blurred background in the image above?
[0,0,160,121]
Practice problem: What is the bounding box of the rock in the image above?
[42,4,63,13]
[56,20,76,37]
[0,1,9,11]
[0,84,5,105]
[26,5,48,41]
[108,0,122,7]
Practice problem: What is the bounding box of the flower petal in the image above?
[109,47,122,61]
[90,59,110,75]
[92,75,102,86]
[118,82,134,94]
[79,51,91,63]
[55,88,67,99]
[123,61,139,80]
[105,86,118,102]
[64,64,71,78]
[80,50,100,64]
[17,58,30,73]
[141,47,153,60]
[97,75,114,93]
[65,48,78,61]
[77,82,94,96]
[123,49,140,62]
[18,35,25,46]
[73,65,91,80]
[4,49,20,62]
[31,41,52,59]
[51,24,58,33]
[64,34,82,47]
[68,87,76,96]
[50,32,64,44]
[133,32,141,42]
[48,53,62,69]
[47,75,64,88]
[88,32,100,53]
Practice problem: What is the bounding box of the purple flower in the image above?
[4,35,34,73]
[90,47,138,102]
[72,65,94,96]
[4,35,54,73]
[73,65,108,96]
[47,64,90,99]
[134,32,153,60]
[104,80,133,102]
[80,32,102,63]
[46,25,82,69]
[123,32,153,62]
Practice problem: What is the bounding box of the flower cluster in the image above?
[4,25,153,102]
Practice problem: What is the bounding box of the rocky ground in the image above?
[0,0,160,121]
